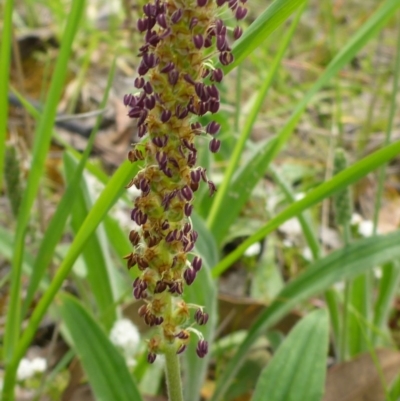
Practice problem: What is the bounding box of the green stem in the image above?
[165,344,184,401]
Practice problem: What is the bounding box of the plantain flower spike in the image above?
[124,0,247,362]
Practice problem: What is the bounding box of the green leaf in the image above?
[226,0,307,73]
[58,293,143,401]
[6,159,139,395]
[252,309,329,401]
[21,58,117,318]
[212,140,400,278]
[211,230,400,401]
[3,0,86,374]
[64,152,118,329]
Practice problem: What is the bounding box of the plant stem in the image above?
[165,343,184,401]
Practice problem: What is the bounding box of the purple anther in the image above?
[193,34,204,49]
[208,180,217,196]
[195,309,209,325]
[145,95,156,110]
[148,353,157,364]
[137,61,149,76]
[138,124,147,138]
[209,138,221,153]
[206,121,221,135]
[196,340,208,358]
[143,81,153,94]
[131,208,138,221]
[168,70,179,86]
[129,230,140,246]
[207,85,219,99]
[219,51,234,66]
[175,104,188,119]
[197,0,207,5]
[161,220,170,230]
[160,62,175,73]
[216,0,226,5]
[216,34,227,51]
[128,107,142,118]
[123,94,133,106]
[204,37,212,48]
[183,74,196,85]
[143,53,157,68]
[182,139,196,152]
[228,0,238,10]
[198,102,207,116]
[154,280,168,293]
[211,68,224,83]
[187,152,197,167]
[209,99,220,113]
[137,18,148,32]
[190,17,199,29]
[176,344,187,354]
[184,203,193,217]
[181,185,193,201]
[156,13,168,29]
[143,3,156,17]
[171,8,183,24]
[235,6,248,20]
[190,230,198,243]
[195,82,205,98]
[184,268,196,285]
[160,109,172,123]
[233,26,243,40]
[190,169,201,183]
[165,230,175,242]
[183,222,191,235]
[176,331,189,340]
[155,316,164,325]
[169,282,183,295]
[137,109,148,126]
[163,168,173,178]
[184,241,195,253]
[175,229,183,241]
[192,256,202,272]
[135,77,145,89]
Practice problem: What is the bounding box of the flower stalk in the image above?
[124,0,246,397]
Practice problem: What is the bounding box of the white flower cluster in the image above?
[109,319,141,366]
[17,357,47,381]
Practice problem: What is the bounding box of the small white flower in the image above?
[351,213,363,226]
[358,220,374,237]
[302,247,313,261]
[17,357,47,381]
[110,319,141,360]
[244,242,261,257]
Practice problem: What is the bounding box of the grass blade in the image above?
[211,230,400,401]
[0,0,14,190]
[3,0,86,371]
[226,0,307,73]
[21,58,117,317]
[252,309,329,401]
[64,152,117,329]
[212,140,400,278]
[59,293,143,401]
[207,4,306,239]
[2,159,138,399]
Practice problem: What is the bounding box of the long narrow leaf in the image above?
[3,0,86,370]
[207,4,306,239]
[59,293,143,401]
[2,159,138,398]
[212,140,400,278]
[22,58,117,317]
[211,230,400,401]
[0,0,14,190]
